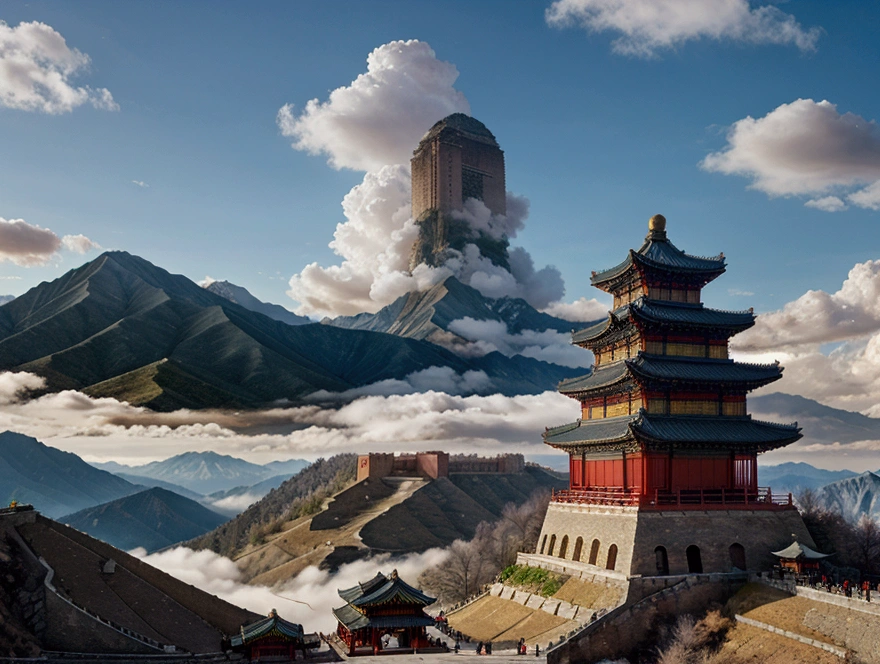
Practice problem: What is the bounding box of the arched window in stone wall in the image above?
[686,545,703,574]
[573,537,584,562]
[540,534,547,555]
[548,534,557,557]
[559,535,569,559]
[729,543,746,570]
[589,539,600,565]
[654,546,669,575]
[606,544,618,570]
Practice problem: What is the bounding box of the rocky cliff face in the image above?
[815,471,880,523]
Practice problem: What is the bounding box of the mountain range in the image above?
[813,472,880,524]
[750,392,880,446]
[204,279,311,326]
[0,251,583,410]
[0,431,139,517]
[60,487,228,552]
[758,462,858,494]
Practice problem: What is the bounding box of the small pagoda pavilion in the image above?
[534,215,818,577]
[333,570,436,656]
[230,609,316,661]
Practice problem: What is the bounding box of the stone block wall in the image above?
[537,502,816,578]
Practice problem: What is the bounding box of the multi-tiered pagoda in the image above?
[534,215,816,577]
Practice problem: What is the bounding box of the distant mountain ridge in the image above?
[0,251,581,410]
[0,431,139,517]
[61,487,228,552]
[325,276,591,351]
[204,280,311,326]
[758,462,858,494]
[814,472,880,524]
[750,392,880,445]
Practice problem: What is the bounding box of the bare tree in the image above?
[852,515,880,574]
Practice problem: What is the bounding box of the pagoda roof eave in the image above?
[231,614,304,647]
[591,238,726,289]
[339,571,435,608]
[544,412,801,453]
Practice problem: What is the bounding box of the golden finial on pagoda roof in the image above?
[649,214,666,232]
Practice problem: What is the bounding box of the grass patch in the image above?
[501,565,566,597]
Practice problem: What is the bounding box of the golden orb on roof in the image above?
[649,214,666,232]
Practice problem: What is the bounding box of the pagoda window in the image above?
[573,537,584,562]
[686,545,703,574]
[588,539,600,565]
[614,282,646,309]
[646,286,700,303]
[654,546,669,575]
[548,534,557,556]
[583,392,640,420]
[669,400,720,416]
[606,544,618,570]
[722,398,746,416]
[540,535,547,555]
[733,455,757,490]
[559,535,569,559]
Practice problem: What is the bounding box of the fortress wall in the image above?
[358,452,524,479]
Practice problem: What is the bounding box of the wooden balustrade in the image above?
[551,486,794,510]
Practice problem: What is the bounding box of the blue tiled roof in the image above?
[338,571,434,608]
[543,412,800,450]
[333,604,436,631]
[592,234,725,286]
[231,613,304,647]
[626,355,782,386]
[558,361,628,394]
[631,298,754,330]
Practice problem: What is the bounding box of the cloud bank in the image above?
[702,99,880,210]
[546,0,820,57]
[279,39,583,320]
[134,546,448,633]
[733,260,880,413]
[0,20,117,113]
[0,371,577,466]
[0,217,100,266]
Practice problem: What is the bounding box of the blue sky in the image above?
[1,0,877,314]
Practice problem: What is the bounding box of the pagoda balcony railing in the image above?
[552,486,794,510]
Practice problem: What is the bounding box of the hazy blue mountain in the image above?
[0,252,580,408]
[758,462,858,494]
[61,487,228,552]
[751,392,880,446]
[123,451,270,494]
[113,473,205,500]
[0,431,139,517]
[0,295,13,306]
[263,459,310,476]
[325,276,591,347]
[204,280,311,326]
[204,474,294,516]
[814,472,880,523]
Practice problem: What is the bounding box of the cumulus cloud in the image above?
[447,318,591,369]
[541,296,609,322]
[0,217,99,265]
[701,99,880,210]
[134,546,449,633]
[308,366,492,401]
[733,260,880,413]
[278,40,469,172]
[0,371,45,404]
[546,0,820,57]
[0,371,578,465]
[0,20,117,113]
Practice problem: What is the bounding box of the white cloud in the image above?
[131,180,149,188]
[701,99,880,210]
[0,20,117,113]
[733,260,880,413]
[546,0,820,57]
[0,371,45,404]
[198,276,217,288]
[0,371,578,465]
[308,366,493,401]
[0,217,99,265]
[278,40,469,172]
[134,546,448,633]
[61,234,101,254]
[805,196,847,212]
[447,318,591,369]
[541,296,609,322]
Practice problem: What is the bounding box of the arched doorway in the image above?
[686,545,703,574]
[540,534,547,555]
[655,546,669,575]
[559,535,569,559]
[573,537,584,562]
[548,534,557,556]
[729,543,746,570]
[606,544,618,570]
[589,539,600,565]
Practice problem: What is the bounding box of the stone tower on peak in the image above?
[409,113,508,271]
